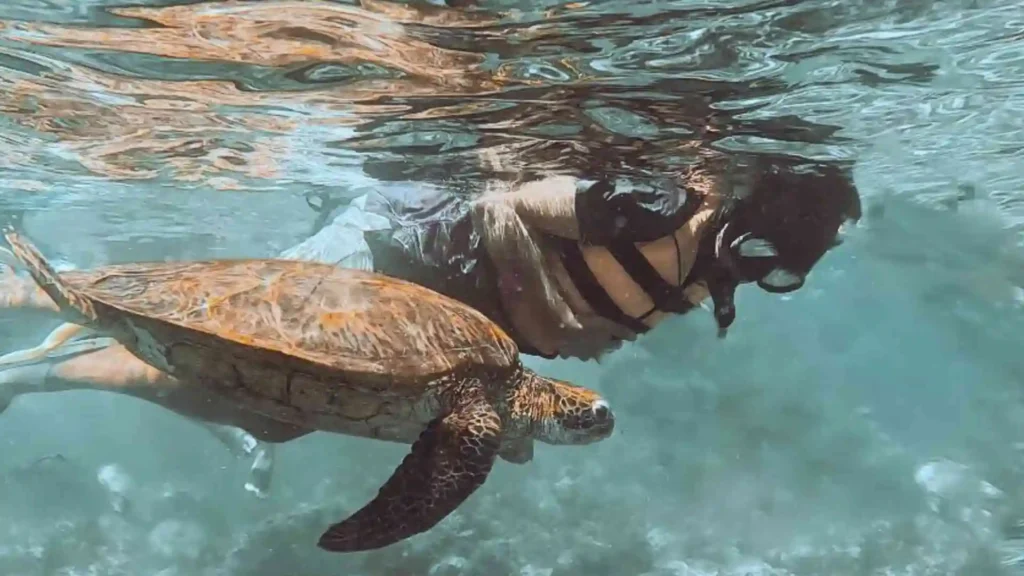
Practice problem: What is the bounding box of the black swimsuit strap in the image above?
[606,240,695,314]
[556,237,652,334]
[555,181,709,332]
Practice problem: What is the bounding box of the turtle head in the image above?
[510,370,615,445]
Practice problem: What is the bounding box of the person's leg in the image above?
[0,339,294,497]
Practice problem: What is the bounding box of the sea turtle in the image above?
[0,227,615,552]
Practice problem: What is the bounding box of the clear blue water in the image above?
[1,0,1023,574]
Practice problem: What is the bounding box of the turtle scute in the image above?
[70,260,520,382]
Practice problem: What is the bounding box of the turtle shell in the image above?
[59,259,520,392]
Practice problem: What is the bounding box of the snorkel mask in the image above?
[702,219,807,339]
[693,155,862,339]
[715,223,806,294]
[701,199,846,338]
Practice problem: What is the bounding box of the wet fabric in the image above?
[309,177,710,357]
[311,185,550,357]
[281,194,391,269]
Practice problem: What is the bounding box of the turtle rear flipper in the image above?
[2,229,97,325]
[317,388,502,553]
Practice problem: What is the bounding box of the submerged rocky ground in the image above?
[1,194,1022,576]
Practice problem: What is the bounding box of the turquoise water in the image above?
[1,0,1023,574]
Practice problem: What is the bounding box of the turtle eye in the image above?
[579,398,614,432]
[560,397,615,433]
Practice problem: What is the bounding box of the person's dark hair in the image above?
[696,153,862,335]
[732,155,862,277]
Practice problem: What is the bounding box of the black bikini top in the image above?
[554,177,709,335]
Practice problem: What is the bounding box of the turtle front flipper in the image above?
[2,229,97,324]
[498,438,534,464]
[317,390,502,553]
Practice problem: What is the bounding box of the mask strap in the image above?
[673,232,683,286]
[758,277,805,294]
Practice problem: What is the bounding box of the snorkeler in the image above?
[0,149,861,497]
[292,151,863,359]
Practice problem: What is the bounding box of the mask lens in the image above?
[757,268,805,293]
